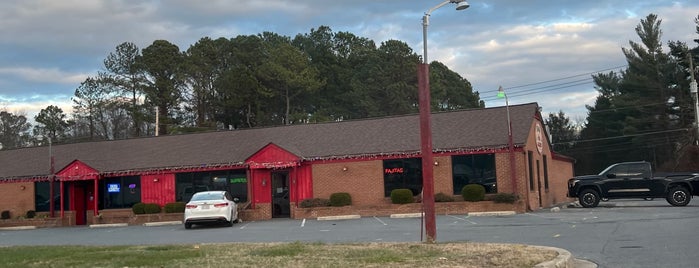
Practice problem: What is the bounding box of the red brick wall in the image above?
[312,160,384,206]
[520,118,574,210]
[433,156,453,196]
[495,152,527,198]
[549,157,575,204]
[0,182,35,218]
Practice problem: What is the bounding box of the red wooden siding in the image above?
[292,165,312,203]
[250,169,272,204]
[246,143,300,169]
[56,160,99,181]
[141,174,175,206]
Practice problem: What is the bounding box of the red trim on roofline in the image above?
[303,146,524,164]
[0,145,527,183]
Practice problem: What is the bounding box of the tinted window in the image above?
[383,158,422,196]
[452,154,497,194]
[176,169,247,202]
[191,192,224,201]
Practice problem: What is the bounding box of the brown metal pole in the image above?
[508,122,517,197]
[94,177,99,216]
[49,144,55,218]
[418,63,436,243]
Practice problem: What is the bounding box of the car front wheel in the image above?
[579,189,600,208]
[666,187,691,206]
[184,222,192,229]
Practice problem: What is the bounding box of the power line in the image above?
[479,64,628,94]
[552,128,689,145]
[481,80,594,101]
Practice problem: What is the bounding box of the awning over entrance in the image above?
[245,143,300,169]
[56,160,99,181]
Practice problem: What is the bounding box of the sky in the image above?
[1,0,698,125]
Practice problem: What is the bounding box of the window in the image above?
[528,151,535,191]
[34,181,68,212]
[99,176,141,209]
[543,155,549,190]
[176,169,248,202]
[452,154,497,194]
[383,158,422,197]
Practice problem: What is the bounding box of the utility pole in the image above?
[689,53,698,145]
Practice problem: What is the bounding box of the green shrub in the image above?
[144,203,161,214]
[299,198,331,208]
[132,203,146,214]
[434,192,454,202]
[1,210,9,219]
[492,193,518,204]
[329,193,352,207]
[390,189,414,204]
[462,184,486,202]
[25,210,36,219]
[164,202,186,213]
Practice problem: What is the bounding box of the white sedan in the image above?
[184,191,239,229]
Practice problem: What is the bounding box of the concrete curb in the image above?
[143,221,182,227]
[317,215,361,221]
[390,213,423,218]
[88,223,128,228]
[0,226,37,231]
[468,211,516,216]
[532,245,573,268]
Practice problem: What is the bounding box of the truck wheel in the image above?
[579,189,600,208]
[666,187,691,206]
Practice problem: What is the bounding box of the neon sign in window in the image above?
[107,183,121,193]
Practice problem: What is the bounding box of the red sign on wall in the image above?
[384,168,404,174]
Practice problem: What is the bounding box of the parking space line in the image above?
[239,222,251,229]
[448,215,477,224]
[301,219,306,227]
[373,216,388,225]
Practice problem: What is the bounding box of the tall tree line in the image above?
[62,26,483,141]
[547,13,699,174]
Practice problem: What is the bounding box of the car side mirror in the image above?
[233,197,240,203]
[606,173,616,178]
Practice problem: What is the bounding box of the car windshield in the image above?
[190,192,224,201]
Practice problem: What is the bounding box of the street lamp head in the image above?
[691,80,698,94]
[497,86,506,98]
[455,1,470,10]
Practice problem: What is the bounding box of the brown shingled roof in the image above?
[0,103,539,181]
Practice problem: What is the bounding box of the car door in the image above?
[605,163,652,197]
[629,163,662,197]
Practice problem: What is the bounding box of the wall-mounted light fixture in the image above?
[262,178,267,186]
[434,161,439,166]
[20,185,26,190]
[153,178,159,182]
[342,167,348,172]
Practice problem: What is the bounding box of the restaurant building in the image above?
[0,103,574,225]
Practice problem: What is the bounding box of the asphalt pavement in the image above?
[3,199,698,267]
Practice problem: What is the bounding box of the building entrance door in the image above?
[71,180,94,225]
[271,171,290,218]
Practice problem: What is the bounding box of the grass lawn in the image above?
[0,242,557,268]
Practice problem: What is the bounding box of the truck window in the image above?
[627,163,650,177]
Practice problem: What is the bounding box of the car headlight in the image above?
[568,179,579,188]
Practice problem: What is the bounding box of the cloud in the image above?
[0,0,697,127]
[0,67,87,84]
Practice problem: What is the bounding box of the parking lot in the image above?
[2,199,698,268]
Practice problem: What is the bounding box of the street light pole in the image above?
[498,86,517,197]
[48,137,55,218]
[419,0,469,244]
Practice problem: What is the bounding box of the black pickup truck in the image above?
[567,161,699,208]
